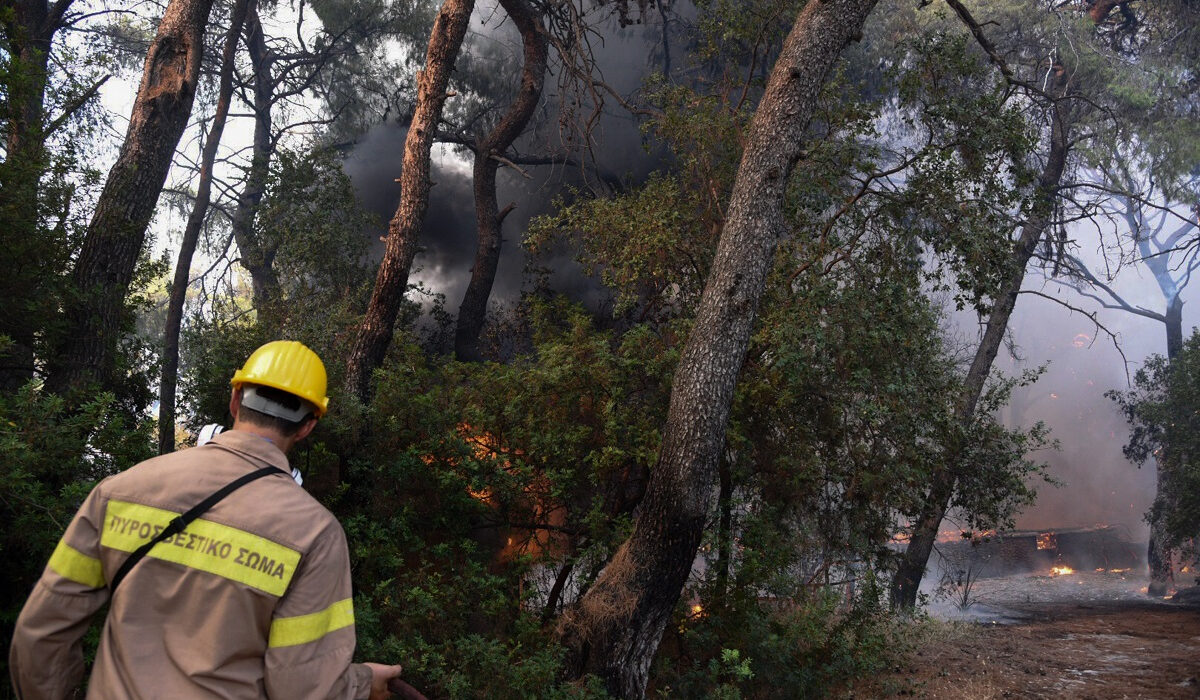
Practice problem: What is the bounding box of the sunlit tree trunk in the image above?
[556,1,878,696]
[46,0,215,397]
[891,65,1072,609]
[158,0,251,454]
[454,0,546,361]
[345,0,474,400]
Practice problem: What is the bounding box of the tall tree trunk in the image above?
[158,0,251,454]
[1146,294,1184,595]
[891,65,1072,609]
[45,0,215,397]
[0,0,73,391]
[556,2,878,696]
[229,3,281,313]
[344,0,474,400]
[453,0,546,361]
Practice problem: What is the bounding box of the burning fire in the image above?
[1049,565,1075,576]
[1036,532,1057,551]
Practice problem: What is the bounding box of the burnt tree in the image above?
[453,0,547,361]
[555,1,880,696]
[344,0,474,400]
[46,0,216,397]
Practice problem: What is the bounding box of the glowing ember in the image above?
[1072,333,1091,348]
[1036,532,1057,550]
[1049,565,1075,576]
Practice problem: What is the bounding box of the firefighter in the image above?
[10,341,404,699]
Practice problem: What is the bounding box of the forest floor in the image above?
[844,571,1200,698]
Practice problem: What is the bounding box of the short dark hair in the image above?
[237,385,313,437]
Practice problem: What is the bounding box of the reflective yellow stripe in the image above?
[268,598,355,648]
[100,500,300,596]
[47,540,106,588]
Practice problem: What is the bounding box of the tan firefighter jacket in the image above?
[9,430,374,700]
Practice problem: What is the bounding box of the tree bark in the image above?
[556,2,878,696]
[453,0,546,361]
[45,0,215,397]
[344,0,474,400]
[158,0,251,454]
[1146,294,1184,595]
[229,3,282,312]
[0,0,74,391]
[891,64,1072,609]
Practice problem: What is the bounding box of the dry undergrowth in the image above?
[557,543,641,646]
[842,601,1200,698]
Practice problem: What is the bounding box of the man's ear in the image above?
[295,416,318,441]
[229,387,242,421]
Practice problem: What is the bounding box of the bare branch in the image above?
[1020,289,1130,382]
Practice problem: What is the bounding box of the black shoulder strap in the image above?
[109,465,286,593]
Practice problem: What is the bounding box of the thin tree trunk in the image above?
[229,3,281,312]
[891,65,1072,609]
[0,0,73,391]
[556,2,878,696]
[45,0,216,397]
[454,0,546,361]
[344,0,474,400]
[1147,294,1184,595]
[158,0,251,455]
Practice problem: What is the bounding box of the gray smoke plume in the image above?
[340,3,1197,542]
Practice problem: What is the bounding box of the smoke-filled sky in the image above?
[338,5,1197,541]
[997,274,1197,537]
[342,5,666,312]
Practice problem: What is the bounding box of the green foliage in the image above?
[1109,331,1200,548]
[656,576,910,698]
[258,147,377,311]
[0,18,114,392]
[179,146,376,431]
[307,314,665,697]
[950,370,1054,532]
[0,382,154,686]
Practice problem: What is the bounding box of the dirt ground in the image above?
[845,574,1200,698]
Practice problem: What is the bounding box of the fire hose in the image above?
[387,678,430,700]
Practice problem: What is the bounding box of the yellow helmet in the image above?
[231,341,330,417]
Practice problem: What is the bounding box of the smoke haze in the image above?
[340,5,1197,543]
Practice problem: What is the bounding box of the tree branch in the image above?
[1020,289,1130,381]
[44,74,110,137]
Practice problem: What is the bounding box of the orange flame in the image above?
[1049,565,1074,576]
